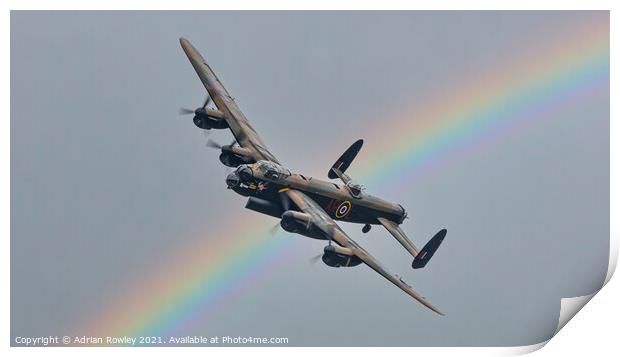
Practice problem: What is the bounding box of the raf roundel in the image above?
[335,201,352,218]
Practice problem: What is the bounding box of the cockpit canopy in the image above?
[255,160,291,181]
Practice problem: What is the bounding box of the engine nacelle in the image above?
[193,115,228,130]
[193,107,228,130]
[219,149,254,168]
[245,197,283,218]
[280,211,324,240]
[321,245,362,267]
[219,152,247,167]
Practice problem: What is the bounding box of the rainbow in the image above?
[355,20,609,190]
[84,215,304,342]
[83,18,608,341]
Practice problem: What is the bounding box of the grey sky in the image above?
[11,11,609,346]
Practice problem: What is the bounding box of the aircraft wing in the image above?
[179,38,280,164]
[285,189,444,315]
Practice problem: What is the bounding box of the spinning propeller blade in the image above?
[179,107,194,115]
[206,138,236,150]
[309,253,323,264]
[206,138,222,149]
[179,95,212,116]
[269,222,281,236]
[202,95,212,109]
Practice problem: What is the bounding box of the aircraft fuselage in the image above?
[226,161,406,227]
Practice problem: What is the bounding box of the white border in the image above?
[3,1,616,356]
[0,0,616,10]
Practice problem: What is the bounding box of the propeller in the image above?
[179,107,194,115]
[202,95,212,109]
[179,95,212,116]
[268,195,290,237]
[309,253,323,264]
[200,129,210,142]
[206,138,222,149]
[206,138,237,150]
[310,227,337,264]
[268,191,293,237]
[269,222,281,236]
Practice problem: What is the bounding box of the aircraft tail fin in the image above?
[411,229,447,269]
[328,139,363,179]
[378,217,446,269]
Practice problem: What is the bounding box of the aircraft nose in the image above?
[226,172,240,188]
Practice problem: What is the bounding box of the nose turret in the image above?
[226,165,254,188]
[226,171,240,188]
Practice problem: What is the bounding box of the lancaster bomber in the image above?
[179,38,447,315]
